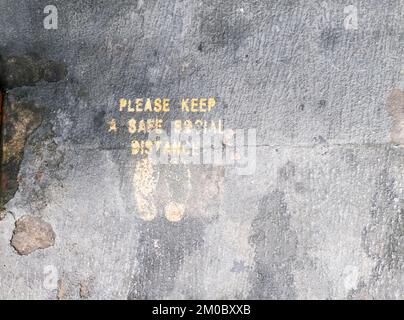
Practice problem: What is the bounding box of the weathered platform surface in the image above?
[0,0,403,299]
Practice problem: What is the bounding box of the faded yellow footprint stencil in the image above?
[164,201,185,222]
[133,158,192,222]
[133,158,159,221]
[162,166,192,222]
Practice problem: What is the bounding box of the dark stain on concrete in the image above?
[197,42,204,52]
[197,3,252,54]
[127,217,205,300]
[362,169,401,267]
[249,190,297,299]
[352,167,404,299]
[341,148,358,168]
[318,100,327,109]
[93,111,106,129]
[320,28,342,51]
[294,181,308,194]
[314,135,328,145]
[278,161,296,182]
[0,55,67,89]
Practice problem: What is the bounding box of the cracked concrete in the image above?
[0,0,403,300]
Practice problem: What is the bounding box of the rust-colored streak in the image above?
[0,96,42,209]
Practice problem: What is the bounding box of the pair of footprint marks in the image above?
[133,159,190,222]
[133,158,223,222]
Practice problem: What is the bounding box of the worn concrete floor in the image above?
[0,0,403,299]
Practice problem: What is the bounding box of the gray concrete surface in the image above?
[0,0,403,299]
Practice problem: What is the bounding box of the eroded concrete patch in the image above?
[10,215,56,255]
[0,98,42,209]
[0,54,67,210]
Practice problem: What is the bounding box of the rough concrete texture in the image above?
[0,0,403,299]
